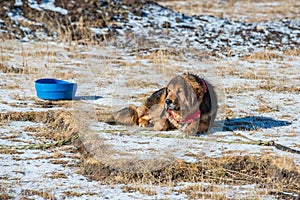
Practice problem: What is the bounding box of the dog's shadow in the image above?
[73,96,102,101]
[220,116,291,132]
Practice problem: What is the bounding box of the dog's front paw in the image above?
[138,118,149,127]
[182,121,199,136]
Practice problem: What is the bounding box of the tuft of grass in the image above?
[62,191,97,198]
[0,194,13,200]
[122,185,157,196]
[258,80,300,93]
[284,48,300,56]
[177,184,227,199]
[242,51,282,61]
[49,160,69,165]
[0,63,29,74]
[256,104,279,113]
[21,189,55,199]
[62,191,83,197]
[225,108,235,117]
[0,110,78,140]
[81,155,300,196]
[0,149,24,155]
[48,172,68,179]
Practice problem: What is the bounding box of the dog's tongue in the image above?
[166,109,175,119]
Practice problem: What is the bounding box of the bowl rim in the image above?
[35,78,76,85]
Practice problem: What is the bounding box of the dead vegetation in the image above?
[81,155,300,197]
[21,189,55,200]
[258,80,300,93]
[122,185,156,196]
[0,0,146,43]
[47,172,68,179]
[0,194,12,200]
[156,0,300,22]
[0,149,24,155]
[284,49,300,56]
[241,51,283,61]
[0,63,29,74]
[13,108,295,196]
[0,110,77,140]
[62,191,97,198]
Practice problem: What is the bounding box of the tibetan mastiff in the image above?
[112,73,218,135]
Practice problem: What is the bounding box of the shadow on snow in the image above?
[73,96,102,101]
[221,116,291,132]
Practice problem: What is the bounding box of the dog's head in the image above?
[165,75,200,120]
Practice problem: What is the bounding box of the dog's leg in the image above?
[113,105,138,125]
[197,114,211,133]
[136,104,150,127]
[138,116,150,127]
[153,118,170,131]
[183,115,211,135]
[183,121,199,136]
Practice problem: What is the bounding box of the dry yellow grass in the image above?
[256,104,279,113]
[48,172,68,179]
[0,110,77,140]
[242,52,283,61]
[0,63,29,74]
[21,189,55,199]
[284,49,300,56]
[81,154,300,197]
[62,191,97,198]
[0,194,12,200]
[0,149,24,155]
[258,80,300,93]
[122,185,156,196]
[156,0,300,22]
[225,108,235,117]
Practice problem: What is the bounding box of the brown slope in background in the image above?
[0,0,147,42]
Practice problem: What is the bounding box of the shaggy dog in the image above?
[112,73,218,135]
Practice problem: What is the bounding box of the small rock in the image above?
[162,21,171,28]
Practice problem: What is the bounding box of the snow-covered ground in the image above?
[0,0,299,199]
[1,38,299,199]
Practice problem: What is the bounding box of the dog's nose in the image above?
[165,99,172,105]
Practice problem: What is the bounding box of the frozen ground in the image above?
[1,39,299,199]
[0,0,300,199]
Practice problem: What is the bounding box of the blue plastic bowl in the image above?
[35,78,77,100]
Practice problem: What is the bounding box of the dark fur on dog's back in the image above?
[113,73,218,135]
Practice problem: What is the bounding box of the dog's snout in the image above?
[165,99,172,105]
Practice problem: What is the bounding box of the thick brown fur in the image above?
[113,73,218,135]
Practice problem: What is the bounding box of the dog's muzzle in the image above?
[165,99,177,110]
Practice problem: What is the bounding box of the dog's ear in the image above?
[157,87,167,106]
[164,87,168,99]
